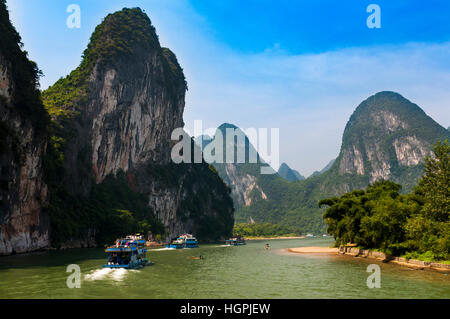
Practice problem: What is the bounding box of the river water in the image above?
[0,238,449,298]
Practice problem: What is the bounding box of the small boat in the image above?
[103,234,150,269]
[166,234,199,249]
[167,237,185,249]
[225,236,246,246]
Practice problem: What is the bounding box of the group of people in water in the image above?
[189,254,204,260]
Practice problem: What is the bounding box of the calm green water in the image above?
[0,238,449,298]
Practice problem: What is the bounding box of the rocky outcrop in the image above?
[338,246,450,272]
[42,8,233,244]
[393,136,428,167]
[0,56,11,99]
[0,5,50,256]
[89,50,184,184]
[339,145,365,176]
[134,160,234,241]
[372,110,408,131]
[222,164,267,207]
[195,123,269,210]
[0,100,49,255]
[334,91,449,186]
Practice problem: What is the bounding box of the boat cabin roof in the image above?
[105,247,136,253]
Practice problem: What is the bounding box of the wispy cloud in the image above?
[181,40,450,175]
[8,0,450,176]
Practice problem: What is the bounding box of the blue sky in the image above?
[7,0,450,175]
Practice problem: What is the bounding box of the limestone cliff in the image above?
[195,123,269,210]
[0,1,50,255]
[221,163,267,207]
[42,8,233,245]
[334,91,449,190]
[218,92,450,234]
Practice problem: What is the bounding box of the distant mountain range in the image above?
[278,159,335,181]
[196,92,450,234]
[309,159,336,178]
[278,163,305,181]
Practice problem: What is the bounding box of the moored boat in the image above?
[166,234,199,249]
[103,235,150,269]
[225,236,246,246]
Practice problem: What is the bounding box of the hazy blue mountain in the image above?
[278,163,305,181]
[232,92,450,234]
[309,159,336,178]
[194,134,213,150]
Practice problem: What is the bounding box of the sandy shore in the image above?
[245,236,306,241]
[287,246,450,273]
[288,247,338,254]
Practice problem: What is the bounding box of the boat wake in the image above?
[84,268,139,282]
[110,268,128,281]
[84,268,112,281]
[151,247,176,251]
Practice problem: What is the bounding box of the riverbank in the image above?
[245,236,306,241]
[288,246,338,253]
[288,245,450,273]
[338,246,450,273]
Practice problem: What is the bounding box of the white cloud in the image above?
[8,0,450,176]
[180,41,450,175]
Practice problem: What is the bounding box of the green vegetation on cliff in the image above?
[0,0,49,225]
[236,174,327,234]
[143,160,234,241]
[342,92,447,151]
[46,171,164,246]
[278,163,305,182]
[230,92,450,235]
[233,223,297,238]
[40,8,176,247]
[199,123,322,234]
[42,8,184,121]
[0,0,49,131]
[40,8,233,246]
[320,140,450,261]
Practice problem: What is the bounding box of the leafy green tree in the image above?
[404,140,450,260]
[415,140,449,222]
[319,140,449,261]
[319,180,412,251]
